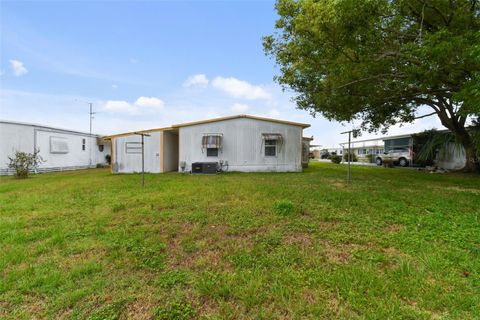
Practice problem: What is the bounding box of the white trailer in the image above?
[0,120,111,175]
[107,115,311,174]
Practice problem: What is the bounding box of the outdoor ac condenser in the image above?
[192,162,218,174]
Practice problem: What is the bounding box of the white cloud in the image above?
[103,100,135,113]
[134,96,164,109]
[102,96,164,114]
[230,103,249,113]
[183,74,209,88]
[9,59,28,76]
[212,76,271,100]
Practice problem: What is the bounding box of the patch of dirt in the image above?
[383,224,405,234]
[20,294,47,320]
[284,233,313,249]
[322,241,374,264]
[119,299,154,320]
[327,296,340,314]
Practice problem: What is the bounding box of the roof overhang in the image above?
[171,114,310,129]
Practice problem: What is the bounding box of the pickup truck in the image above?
[375,148,411,167]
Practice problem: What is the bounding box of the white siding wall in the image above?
[179,118,303,172]
[1,122,110,174]
[113,132,161,173]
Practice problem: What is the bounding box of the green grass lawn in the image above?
[1,162,479,319]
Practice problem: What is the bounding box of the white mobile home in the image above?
[0,120,111,175]
[107,115,311,174]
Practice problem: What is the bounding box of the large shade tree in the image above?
[263,0,480,171]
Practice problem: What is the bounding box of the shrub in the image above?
[7,149,44,179]
[105,154,111,165]
[343,152,358,162]
[330,154,342,164]
[274,200,294,216]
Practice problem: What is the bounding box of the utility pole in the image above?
[134,132,151,187]
[76,99,95,168]
[88,103,95,168]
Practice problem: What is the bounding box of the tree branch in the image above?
[414,111,437,119]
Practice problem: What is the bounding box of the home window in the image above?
[207,148,218,157]
[82,138,86,151]
[50,136,69,154]
[262,133,283,157]
[125,142,142,154]
[265,140,277,156]
[202,134,222,155]
[98,144,104,152]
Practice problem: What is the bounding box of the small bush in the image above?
[153,300,196,320]
[8,149,44,178]
[330,154,342,164]
[274,200,294,216]
[343,152,358,162]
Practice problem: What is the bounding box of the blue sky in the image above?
[0,0,442,146]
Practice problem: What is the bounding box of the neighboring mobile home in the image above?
[0,120,111,175]
[107,115,311,174]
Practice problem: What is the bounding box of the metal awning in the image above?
[202,134,223,149]
[262,133,283,141]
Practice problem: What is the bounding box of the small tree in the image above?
[7,149,44,179]
[330,154,342,164]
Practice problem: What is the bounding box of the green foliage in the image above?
[274,199,295,216]
[330,154,342,164]
[153,300,196,320]
[264,0,480,170]
[343,152,358,162]
[413,127,480,165]
[7,149,44,178]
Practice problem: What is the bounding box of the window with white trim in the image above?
[262,133,283,157]
[125,142,142,154]
[265,139,277,156]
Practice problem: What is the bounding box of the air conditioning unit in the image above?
[192,162,218,174]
